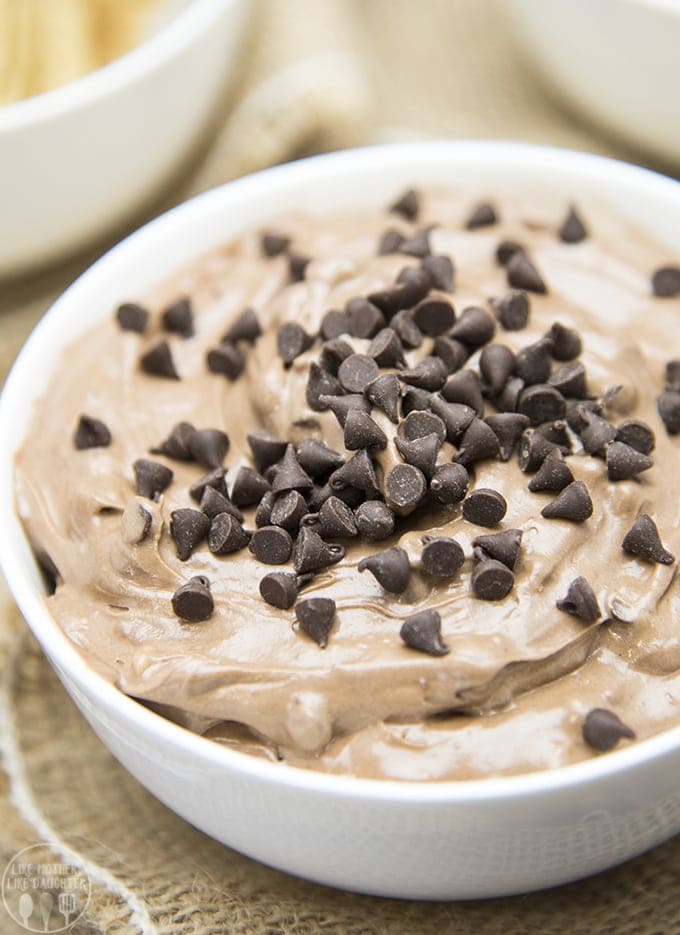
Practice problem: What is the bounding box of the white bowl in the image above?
[2,142,680,901]
[0,0,250,279]
[508,0,680,167]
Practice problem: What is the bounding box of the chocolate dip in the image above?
[14,190,680,780]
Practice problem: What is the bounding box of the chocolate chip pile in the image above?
[76,190,680,757]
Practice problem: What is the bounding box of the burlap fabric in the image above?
[1,2,679,932]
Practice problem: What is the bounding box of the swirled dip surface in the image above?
[15,190,680,780]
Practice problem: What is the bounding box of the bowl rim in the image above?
[0,0,242,133]
[3,139,680,804]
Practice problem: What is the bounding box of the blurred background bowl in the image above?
[0,0,250,280]
[508,0,680,168]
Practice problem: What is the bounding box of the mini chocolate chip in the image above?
[358,546,410,592]
[430,462,469,504]
[622,514,675,565]
[466,202,497,229]
[493,375,525,413]
[422,254,454,292]
[517,430,559,472]
[338,354,380,393]
[200,486,243,521]
[401,386,432,416]
[261,232,290,257]
[314,496,358,538]
[259,572,299,609]
[385,463,427,515]
[401,409,447,444]
[507,252,547,294]
[208,513,251,554]
[133,459,173,499]
[306,364,343,411]
[367,328,406,369]
[472,528,522,571]
[658,390,680,434]
[344,409,388,451]
[450,306,496,347]
[399,356,448,391]
[455,418,500,467]
[471,560,514,601]
[485,413,530,461]
[151,421,195,460]
[249,526,293,564]
[378,229,406,256]
[222,307,261,344]
[296,439,344,477]
[492,290,530,331]
[615,420,655,455]
[247,431,288,473]
[495,240,525,267]
[187,428,229,469]
[288,253,310,282]
[74,415,111,450]
[518,384,566,425]
[293,527,345,574]
[390,189,419,220]
[535,419,571,451]
[400,609,449,656]
[433,336,468,373]
[206,343,246,380]
[462,488,507,527]
[321,393,371,427]
[277,322,313,365]
[140,340,179,379]
[320,339,354,375]
[116,302,148,333]
[579,413,617,456]
[346,298,385,339]
[256,490,276,527]
[480,344,516,396]
[412,298,455,337]
[354,501,396,540]
[399,226,432,258]
[421,536,464,577]
[429,397,476,443]
[190,467,227,503]
[295,598,337,648]
[231,466,271,506]
[583,708,635,752]
[549,360,588,398]
[606,441,653,481]
[528,450,574,492]
[541,481,593,523]
[391,309,424,348]
[170,508,210,561]
[558,205,587,244]
[320,310,350,340]
[665,360,680,392]
[172,575,213,622]
[162,297,193,338]
[272,445,314,493]
[395,433,441,479]
[651,265,680,298]
[556,576,600,622]
[515,340,552,385]
[441,369,485,415]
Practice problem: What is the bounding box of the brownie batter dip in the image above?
[15,189,680,781]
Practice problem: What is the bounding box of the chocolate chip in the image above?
[200,485,242,521]
[412,298,455,337]
[259,572,299,609]
[261,232,290,257]
[206,343,246,380]
[399,226,432,258]
[140,340,179,379]
[354,501,396,540]
[306,364,343,411]
[133,459,173,499]
[507,253,547,294]
[541,481,593,522]
[307,481,363,513]
[364,376,400,427]
[549,360,588,398]
[161,297,193,338]
[622,514,674,565]
[546,322,582,361]
[536,419,571,451]
[518,385,566,425]
[395,433,440,479]
[296,439,344,477]
[455,418,500,467]
[582,708,635,752]
[187,428,229,469]
[492,290,530,331]
[366,329,405,370]
[170,508,210,560]
[391,309,424,348]
[493,376,525,413]
[378,229,406,256]
[222,307,261,344]
[295,598,336,648]
[471,560,514,601]
[558,205,587,244]
[651,265,680,298]
[321,393,371,428]
[320,310,350,340]
[606,441,653,481]
[462,488,506,527]
[517,430,559,472]
[429,397,476,443]
[249,526,293,564]
[288,253,310,282]
[390,188,419,220]
[401,409,447,444]
[495,240,525,267]
[149,422,193,461]
[277,322,313,365]
[320,338,354,375]
[399,356,448,391]
[556,576,600,622]
[472,528,522,571]
[385,463,427,515]
[172,575,213,622]
[422,254,454,292]
[74,415,111,450]
[466,202,497,229]
[421,536,464,577]
[450,306,496,347]
[400,609,449,656]
[441,369,485,415]
[255,490,275,527]
[369,269,431,317]
[429,462,469,504]
[567,400,603,435]
[338,354,380,393]
[345,298,385,339]
[579,413,617,456]
[247,431,288,473]
[480,344,516,396]
[515,340,552,385]
[231,466,271,506]
[401,386,432,416]
[272,445,314,493]
[658,390,680,434]
[485,413,530,461]
[293,527,345,574]
[312,496,358,538]
[433,336,468,373]
[615,420,655,455]
[358,547,410,592]
[665,360,680,392]
[528,450,574,492]
[189,469,226,506]
[208,512,251,554]
[344,409,388,451]
[116,302,148,333]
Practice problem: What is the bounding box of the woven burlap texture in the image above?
[1,1,679,932]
